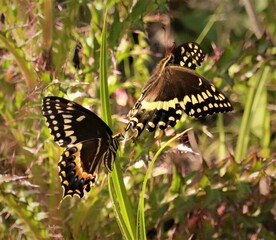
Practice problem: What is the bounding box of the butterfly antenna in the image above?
[167,42,176,55]
[57,198,65,210]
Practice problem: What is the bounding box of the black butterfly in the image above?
[42,96,122,199]
[126,42,233,137]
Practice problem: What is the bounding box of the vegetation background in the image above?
[0,0,275,239]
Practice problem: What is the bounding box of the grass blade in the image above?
[0,33,36,90]
[100,9,135,240]
[136,128,192,240]
[234,65,270,162]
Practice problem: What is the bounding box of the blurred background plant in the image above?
[0,0,275,239]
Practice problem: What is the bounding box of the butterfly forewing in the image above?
[42,96,121,199]
[168,42,205,70]
[42,97,113,147]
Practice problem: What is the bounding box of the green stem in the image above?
[100,9,135,240]
[196,0,227,44]
[137,128,192,240]
[234,65,270,162]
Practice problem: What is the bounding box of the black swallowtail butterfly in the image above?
[42,96,121,199]
[126,42,233,137]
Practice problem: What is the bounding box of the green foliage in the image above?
[0,0,275,239]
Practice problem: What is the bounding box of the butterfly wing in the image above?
[127,65,233,136]
[42,96,120,198]
[58,137,119,198]
[168,42,205,69]
[42,96,113,147]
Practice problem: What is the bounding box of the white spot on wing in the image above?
[76,115,86,122]
[70,136,77,143]
[179,101,186,110]
[64,119,72,124]
[219,93,226,100]
[189,109,195,115]
[211,85,216,92]
[65,130,74,137]
[131,117,139,123]
[197,94,204,103]
[183,96,191,106]
[191,95,198,105]
[206,90,212,97]
[198,78,202,86]
[137,123,144,129]
[62,114,73,119]
[168,116,175,121]
[158,121,166,126]
[176,109,182,115]
[202,92,208,99]
[142,98,178,112]
[148,122,155,128]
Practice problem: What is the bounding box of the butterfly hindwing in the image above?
[58,138,114,198]
[58,142,97,198]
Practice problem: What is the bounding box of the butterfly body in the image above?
[126,42,233,137]
[42,97,121,199]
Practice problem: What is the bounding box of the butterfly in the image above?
[42,96,122,199]
[126,42,233,137]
